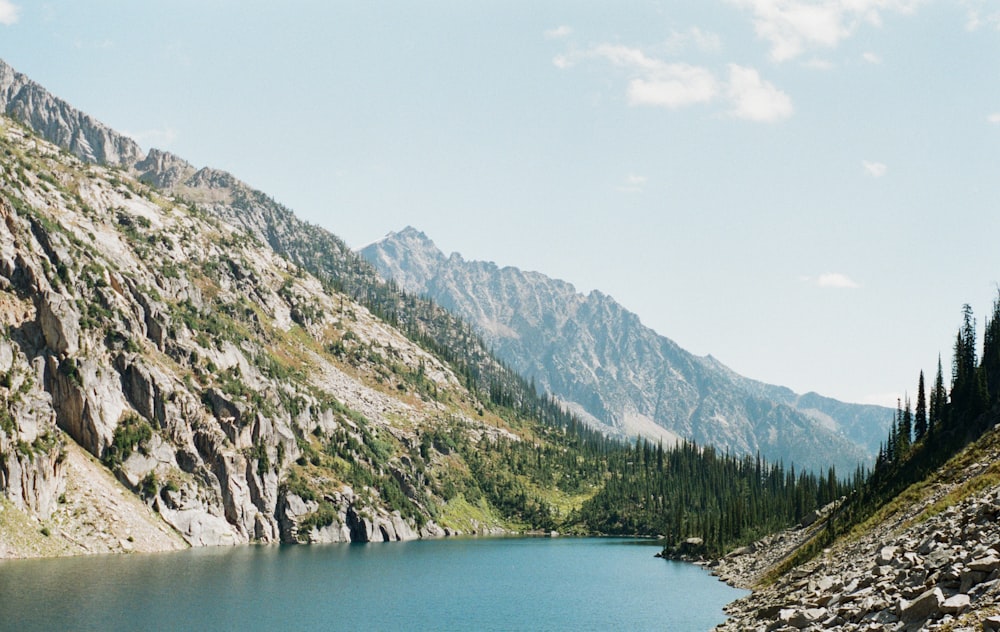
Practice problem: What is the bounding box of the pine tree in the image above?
[914,370,927,440]
[951,304,989,428]
[901,395,912,451]
[952,305,977,416]
[893,396,912,456]
[983,290,1000,403]
[929,355,947,435]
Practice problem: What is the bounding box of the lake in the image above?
[0,537,746,631]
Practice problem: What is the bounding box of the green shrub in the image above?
[103,413,153,467]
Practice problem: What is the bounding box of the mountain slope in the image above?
[3,56,698,560]
[0,60,545,438]
[716,415,1000,630]
[0,56,860,560]
[0,113,596,554]
[362,227,890,472]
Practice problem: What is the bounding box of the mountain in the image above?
[0,59,610,555]
[362,227,891,471]
[0,56,866,561]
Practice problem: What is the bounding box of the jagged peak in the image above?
[134,148,196,189]
[0,57,144,167]
[383,226,446,258]
[186,166,241,190]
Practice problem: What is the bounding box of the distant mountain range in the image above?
[0,53,885,483]
[362,227,892,471]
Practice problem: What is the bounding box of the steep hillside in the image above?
[714,420,1000,630]
[0,58,563,462]
[0,57,851,561]
[362,227,889,472]
[0,116,572,554]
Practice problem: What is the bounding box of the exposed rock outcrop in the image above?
[0,108,511,557]
[0,59,143,166]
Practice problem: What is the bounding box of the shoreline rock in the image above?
[713,457,1000,630]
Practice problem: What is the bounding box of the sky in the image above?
[2,1,1000,407]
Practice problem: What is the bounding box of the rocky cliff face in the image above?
[0,60,143,167]
[0,116,525,557]
[362,227,890,473]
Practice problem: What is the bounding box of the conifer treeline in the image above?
[829,293,1000,542]
[248,206,840,554]
[573,440,854,555]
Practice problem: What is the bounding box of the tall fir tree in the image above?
[982,290,1000,403]
[895,395,912,454]
[929,355,947,435]
[914,370,928,440]
[951,304,982,422]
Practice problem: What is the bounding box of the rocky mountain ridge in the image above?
[0,113,547,556]
[0,60,142,167]
[362,226,890,472]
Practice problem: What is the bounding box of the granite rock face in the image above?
[0,59,143,166]
[0,98,508,556]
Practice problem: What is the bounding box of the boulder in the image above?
[969,555,1000,573]
[898,587,943,623]
[876,546,898,566]
[940,593,970,614]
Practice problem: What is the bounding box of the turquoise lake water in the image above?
[0,537,746,631]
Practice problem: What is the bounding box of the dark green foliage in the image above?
[103,413,153,467]
[297,502,338,539]
[58,358,82,387]
[249,441,271,477]
[929,356,947,436]
[281,470,316,502]
[0,407,14,435]
[573,440,850,556]
[140,471,158,498]
[914,371,927,441]
[812,295,1000,570]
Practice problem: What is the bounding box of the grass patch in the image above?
[921,460,1000,521]
[436,495,511,534]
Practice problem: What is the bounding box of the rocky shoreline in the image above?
[710,457,1000,631]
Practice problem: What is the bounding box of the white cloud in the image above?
[74,38,115,50]
[627,64,720,108]
[988,112,1000,124]
[863,160,887,177]
[545,25,573,40]
[566,44,720,108]
[590,44,661,71]
[558,44,792,123]
[726,64,794,122]
[0,0,20,26]
[862,51,883,64]
[816,272,861,289]
[819,273,858,288]
[964,1,1000,31]
[728,0,919,62]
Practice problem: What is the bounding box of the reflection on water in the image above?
[0,537,746,631]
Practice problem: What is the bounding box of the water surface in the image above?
[0,537,745,631]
